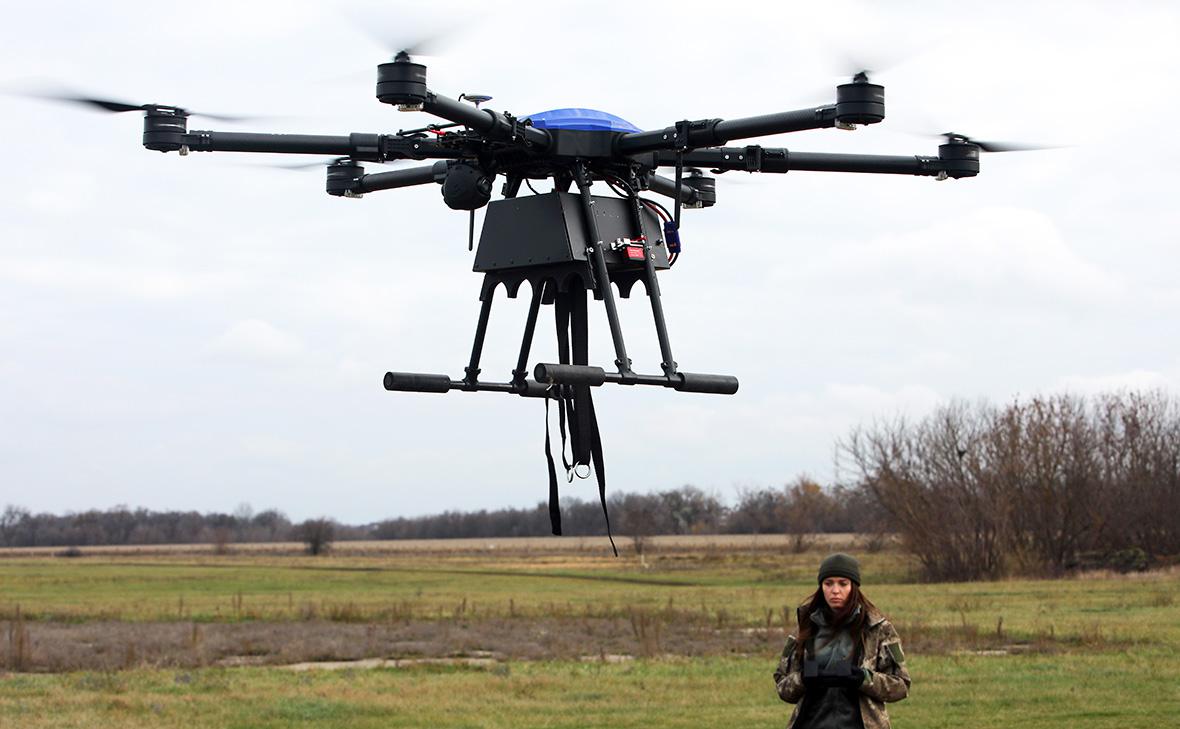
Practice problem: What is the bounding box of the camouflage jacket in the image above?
[773,607,910,729]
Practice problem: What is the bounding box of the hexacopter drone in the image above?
[46,53,1031,551]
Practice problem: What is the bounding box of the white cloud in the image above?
[825,382,944,417]
[23,170,100,216]
[1056,369,1178,395]
[781,206,1123,306]
[238,433,302,460]
[206,319,305,362]
[0,255,247,300]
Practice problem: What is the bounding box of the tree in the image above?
[840,391,1180,580]
[726,487,787,534]
[0,505,31,547]
[614,493,660,560]
[658,485,725,534]
[294,518,336,556]
[782,476,831,552]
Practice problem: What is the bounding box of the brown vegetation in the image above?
[3,604,1116,673]
[841,390,1180,581]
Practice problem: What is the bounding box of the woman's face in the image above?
[822,576,853,610]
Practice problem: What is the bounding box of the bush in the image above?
[840,391,1180,581]
[294,518,335,556]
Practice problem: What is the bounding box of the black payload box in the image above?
[473,191,668,274]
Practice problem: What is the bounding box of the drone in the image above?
[41,53,1036,551]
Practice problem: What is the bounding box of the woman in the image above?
[773,553,910,729]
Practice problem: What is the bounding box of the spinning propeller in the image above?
[938,132,1056,153]
[28,91,255,122]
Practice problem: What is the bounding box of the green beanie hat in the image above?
[818,553,861,586]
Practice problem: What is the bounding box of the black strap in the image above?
[586,390,617,556]
[568,289,593,466]
[544,391,562,535]
[554,292,574,473]
[542,288,617,555]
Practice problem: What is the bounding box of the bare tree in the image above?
[842,391,1180,580]
[294,518,336,556]
[0,505,30,547]
[615,494,659,562]
[842,403,1010,581]
[782,476,830,552]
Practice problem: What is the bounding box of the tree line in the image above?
[0,485,874,550]
[0,504,351,551]
[841,390,1180,580]
[3,390,1175,580]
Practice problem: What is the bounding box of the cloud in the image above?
[781,206,1123,306]
[238,432,302,460]
[206,319,305,362]
[1055,369,1178,395]
[0,253,247,300]
[824,382,944,417]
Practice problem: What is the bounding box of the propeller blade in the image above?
[18,92,148,113]
[940,132,1059,153]
[264,159,344,171]
[837,47,915,84]
[348,13,474,61]
[975,140,1057,153]
[191,111,261,123]
[17,88,264,123]
[60,95,146,113]
[247,158,414,172]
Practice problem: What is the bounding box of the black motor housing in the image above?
[376,59,427,108]
[835,82,885,126]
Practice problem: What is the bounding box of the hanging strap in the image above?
[546,291,573,536]
[585,388,617,556]
[542,287,617,555]
[543,391,562,535]
[568,288,594,467]
[554,292,574,473]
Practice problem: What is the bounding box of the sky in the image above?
[1,1,1178,523]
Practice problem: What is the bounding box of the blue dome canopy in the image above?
[524,108,641,133]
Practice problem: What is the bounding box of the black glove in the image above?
[803,659,866,689]
[843,666,869,688]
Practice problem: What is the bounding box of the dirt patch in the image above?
[5,612,1108,673]
[281,656,501,671]
[4,616,785,673]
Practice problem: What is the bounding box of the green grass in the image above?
[2,649,1178,728]
[2,544,1179,726]
[2,547,1177,645]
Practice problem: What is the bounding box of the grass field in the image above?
[2,537,1179,727]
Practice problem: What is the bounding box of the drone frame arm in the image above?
[422,91,551,149]
[355,161,448,194]
[655,146,979,179]
[615,106,838,155]
[646,173,704,206]
[172,131,374,157]
[144,117,464,163]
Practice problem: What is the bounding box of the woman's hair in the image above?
[794,583,878,661]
